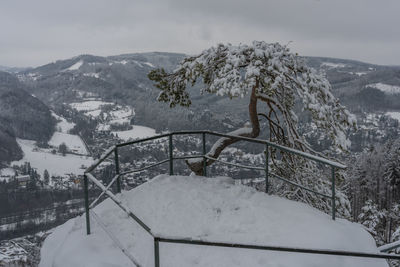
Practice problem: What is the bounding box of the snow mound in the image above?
[40,175,386,267]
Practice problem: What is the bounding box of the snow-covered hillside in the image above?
[52,112,75,133]
[40,175,386,267]
[367,83,400,95]
[386,111,400,122]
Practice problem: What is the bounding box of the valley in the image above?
[0,52,400,265]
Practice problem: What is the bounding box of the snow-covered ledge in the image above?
[40,175,387,267]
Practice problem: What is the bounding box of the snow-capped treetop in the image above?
[149,41,355,152]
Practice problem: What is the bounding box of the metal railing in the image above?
[83,130,400,266]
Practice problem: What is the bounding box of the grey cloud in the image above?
[0,0,399,66]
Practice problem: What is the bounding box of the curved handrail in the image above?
[111,131,346,169]
[81,131,400,266]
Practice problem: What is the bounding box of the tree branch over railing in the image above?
[148,41,356,175]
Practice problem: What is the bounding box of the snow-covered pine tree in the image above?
[350,138,400,246]
[148,41,356,215]
[384,139,400,202]
[389,204,400,243]
[358,199,386,245]
[43,169,50,185]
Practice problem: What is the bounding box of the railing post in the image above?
[331,166,336,220]
[83,174,91,235]
[264,145,269,193]
[114,147,121,193]
[202,132,207,177]
[169,134,174,175]
[154,237,160,267]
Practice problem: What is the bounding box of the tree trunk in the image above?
[186,84,260,175]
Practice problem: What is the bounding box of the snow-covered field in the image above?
[69,100,134,127]
[321,62,347,69]
[386,112,400,122]
[112,126,156,141]
[111,60,155,68]
[40,175,386,267]
[50,112,88,155]
[0,168,15,182]
[66,60,83,71]
[107,107,135,125]
[69,100,113,112]
[349,71,368,76]
[12,139,93,177]
[52,112,75,133]
[367,83,400,94]
[49,132,88,155]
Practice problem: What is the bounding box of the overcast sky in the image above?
[1,0,399,67]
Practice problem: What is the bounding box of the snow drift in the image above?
[40,175,387,267]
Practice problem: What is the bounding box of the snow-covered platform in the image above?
[40,175,387,267]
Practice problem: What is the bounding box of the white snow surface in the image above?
[367,83,400,94]
[50,112,87,155]
[40,175,386,267]
[69,100,113,112]
[12,139,93,177]
[386,112,400,122]
[52,112,75,133]
[83,72,100,79]
[0,168,15,182]
[112,125,156,141]
[348,71,368,76]
[143,62,155,68]
[321,62,347,68]
[49,132,88,155]
[67,60,83,71]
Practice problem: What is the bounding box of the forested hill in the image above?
[11,52,400,140]
[304,57,400,112]
[18,52,400,115]
[0,71,55,164]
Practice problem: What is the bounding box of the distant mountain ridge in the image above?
[17,52,400,118]
[1,51,400,162]
[0,65,30,73]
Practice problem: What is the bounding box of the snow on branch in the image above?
[148,41,356,154]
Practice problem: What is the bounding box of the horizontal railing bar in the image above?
[156,236,400,260]
[119,155,202,176]
[204,131,346,169]
[173,155,203,160]
[168,130,205,136]
[205,155,330,198]
[114,131,346,169]
[89,174,120,209]
[86,173,153,235]
[269,173,331,199]
[205,155,265,171]
[116,133,171,147]
[85,146,116,173]
[119,159,170,176]
[379,240,400,253]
